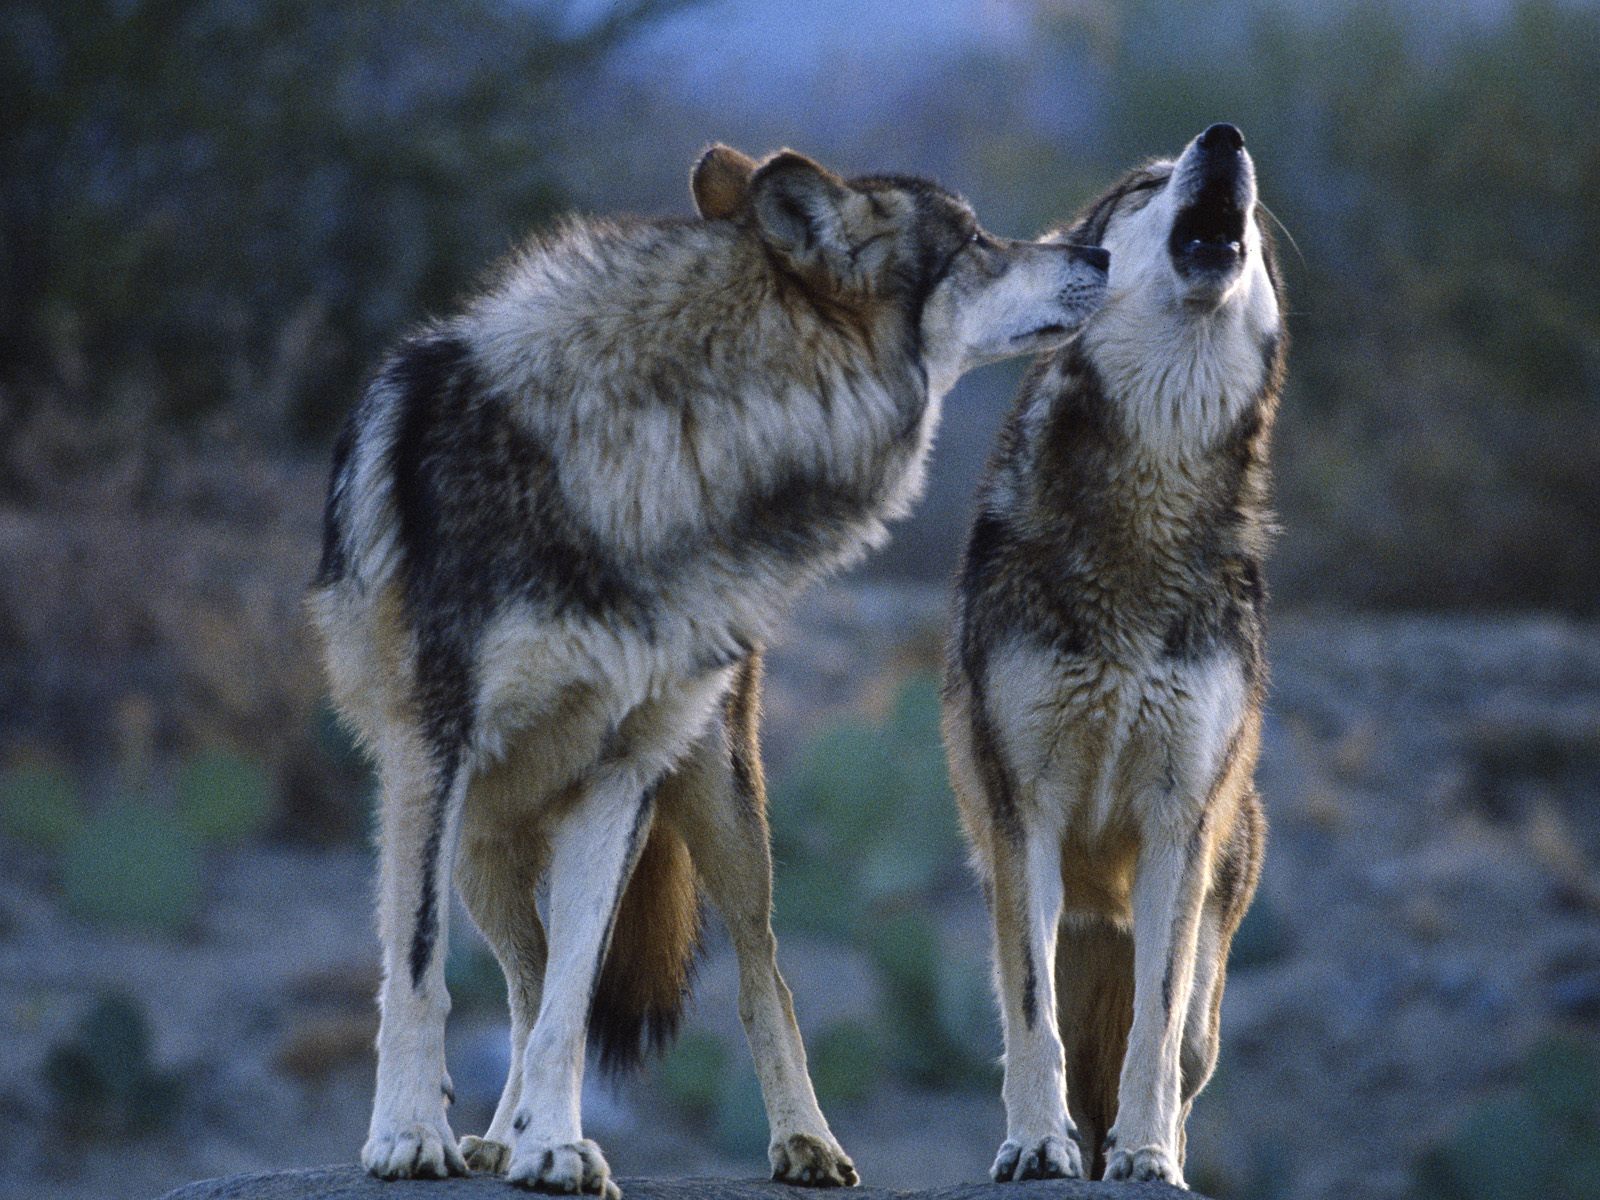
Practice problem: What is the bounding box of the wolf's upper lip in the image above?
[1014,323,1066,343]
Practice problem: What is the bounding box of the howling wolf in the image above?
[945,123,1284,1187]
[311,144,1109,1195]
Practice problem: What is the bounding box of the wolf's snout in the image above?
[1198,122,1244,153]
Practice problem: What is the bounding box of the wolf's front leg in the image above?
[364,743,470,1179]
[666,716,855,1186]
[1105,825,1210,1188]
[503,768,656,1199]
[988,812,1082,1182]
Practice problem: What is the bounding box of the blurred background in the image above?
[1,1,1597,1197]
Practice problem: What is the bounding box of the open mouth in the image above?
[1169,195,1246,275]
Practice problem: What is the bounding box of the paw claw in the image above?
[461,1134,511,1174]
[1104,1143,1184,1186]
[507,1137,618,1196]
[770,1132,857,1187]
[362,1119,467,1180]
[990,1133,1083,1183]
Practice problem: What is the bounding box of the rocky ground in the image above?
[2,584,1598,1200]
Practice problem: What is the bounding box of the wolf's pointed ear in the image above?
[748,151,857,276]
[692,144,757,219]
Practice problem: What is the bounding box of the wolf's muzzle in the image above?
[1169,124,1251,278]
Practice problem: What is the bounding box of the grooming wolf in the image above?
[311,144,1108,1195]
[944,123,1284,1187]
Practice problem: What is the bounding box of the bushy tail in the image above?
[588,820,701,1073]
[1058,921,1135,1179]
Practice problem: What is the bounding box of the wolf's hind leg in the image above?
[363,738,471,1180]
[501,765,656,1200]
[664,661,856,1188]
[454,815,549,1175]
[987,810,1084,1183]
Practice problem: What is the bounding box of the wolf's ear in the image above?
[691,144,757,219]
[748,150,859,277]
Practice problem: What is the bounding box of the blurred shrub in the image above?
[445,937,508,1015]
[713,1060,770,1159]
[658,1029,727,1120]
[0,0,692,442]
[43,991,184,1135]
[1229,893,1293,971]
[175,749,274,845]
[770,674,963,939]
[1410,1033,1600,1199]
[0,762,84,850]
[809,1019,881,1108]
[767,674,996,1094]
[868,911,997,1090]
[61,802,202,932]
[656,1029,766,1156]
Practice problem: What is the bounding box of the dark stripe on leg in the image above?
[1021,939,1039,1030]
[410,746,462,988]
[723,651,766,821]
[962,658,1024,843]
[1159,812,1210,1016]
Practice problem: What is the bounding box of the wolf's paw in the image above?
[991,1133,1084,1182]
[770,1132,858,1187]
[506,1137,620,1198]
[460,1135,511,1174]
[362,1119,468,1180]
[1104,1143,1184,1187]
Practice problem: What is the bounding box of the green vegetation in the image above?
[770,674,963,939]
[772,675,995,1087]
[1,748,284,934]
[43,992,185,1135]
[808,1019,881,1108]
[0,0,691,438]
[175,750,274,845]
[658,1030,729,1120]
[1411,1034,1600,1200]
[61,802,204,932]
[445,937,510,1015]
[867,910,997,1090]
[656,1031,767,1156]
[0,763,84,850]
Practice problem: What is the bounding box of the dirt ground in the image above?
[2,584,1597,1200]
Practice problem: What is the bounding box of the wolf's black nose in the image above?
[1198,123,1244,152]
[1072,245,1110,272]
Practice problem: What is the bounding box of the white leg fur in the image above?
[364,738,471,1180]
[454,824,549,1174]
[1105,831,1208,1187]
[667,735,856,1186]
[989,814,1082,1182]
[503,766,656,1200]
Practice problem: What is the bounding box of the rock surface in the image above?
[158,1166,1196,1200]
